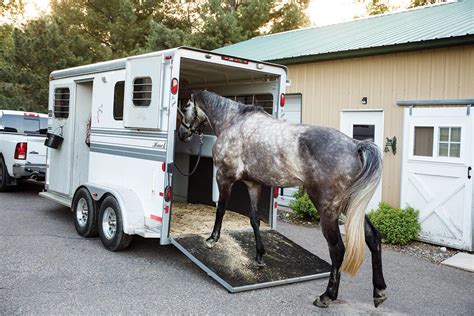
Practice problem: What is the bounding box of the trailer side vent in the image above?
[132,77,152,107]
[54,87,70,119]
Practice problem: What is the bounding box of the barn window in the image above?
[54,87,70,118]
[413,127,434,157]
[133,77,152,107]
[353,125,375,142]
[438,127,461,158]
[113,81,125,120]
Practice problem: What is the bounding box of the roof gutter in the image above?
[267,35,474,65]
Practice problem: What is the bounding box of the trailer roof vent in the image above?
[132,77,152,107]
[54,87,70,119]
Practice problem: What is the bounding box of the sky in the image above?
[14,0,420,26]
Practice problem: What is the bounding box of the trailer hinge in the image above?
[409,105,413,116]
[467,104,471,116]
[167,163,174,174]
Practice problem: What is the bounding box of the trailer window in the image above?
[113,81,125,120]
[132,77,152,107]
[54,87,70,118]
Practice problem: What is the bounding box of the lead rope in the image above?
[173,134,204,177]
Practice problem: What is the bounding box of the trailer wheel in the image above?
[0,157,11,192]
[98,196,132,251]
[72,187,98,237]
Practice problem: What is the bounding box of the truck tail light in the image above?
[15,142,27,160]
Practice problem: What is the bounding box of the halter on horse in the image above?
[177,90,387,308]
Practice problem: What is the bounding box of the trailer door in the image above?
[124,55,163,129]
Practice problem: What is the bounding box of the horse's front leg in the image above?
[364,215,387,307]
[244,181,265,266]
[205,174,233,248]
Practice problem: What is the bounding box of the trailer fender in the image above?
[83,183,144,235]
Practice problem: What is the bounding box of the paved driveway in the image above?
[1,183,472,314]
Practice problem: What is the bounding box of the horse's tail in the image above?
[340,140,382,276]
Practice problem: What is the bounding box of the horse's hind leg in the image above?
[244,181,265,266]
[313,210,345,308]
[205,173,233,248]
[364,215,387,307]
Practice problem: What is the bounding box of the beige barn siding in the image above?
[286,45,474,207]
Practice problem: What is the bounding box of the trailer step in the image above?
[39,191,72,208]
[171,230,331,293]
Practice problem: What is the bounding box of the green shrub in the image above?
[289,188,319,221]
[368,202,421,245]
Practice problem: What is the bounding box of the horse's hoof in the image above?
[313,296,331,308]
[253,260,266,268]
[374,289,387,308]
[205,237,216,248]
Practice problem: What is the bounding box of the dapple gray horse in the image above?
[177,90,387,308]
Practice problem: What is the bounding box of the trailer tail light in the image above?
[171,78,178,95]
[280,93,285,107]
[221,55,249,64]
[162,162,166,172]
[273,187,279,198]
[164,185,172,202]
[14,142,27,160]
[24,112,39,117]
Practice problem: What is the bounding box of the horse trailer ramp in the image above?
[171,230,331,293]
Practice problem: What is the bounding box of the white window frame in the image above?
[409,123,465,163]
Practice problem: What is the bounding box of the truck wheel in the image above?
[98,196,133,251]
[72,187,98,237]
[0,157,11,192]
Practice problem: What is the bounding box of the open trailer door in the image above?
[170,229,331,293]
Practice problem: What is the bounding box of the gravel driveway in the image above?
[1,182,472,314]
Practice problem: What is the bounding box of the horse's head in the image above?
[177,94,208,142]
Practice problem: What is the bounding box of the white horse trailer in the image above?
[40,47,330,292]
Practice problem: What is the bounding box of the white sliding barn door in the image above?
[401,107,473,251]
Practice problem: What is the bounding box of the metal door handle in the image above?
[469,166,472,179]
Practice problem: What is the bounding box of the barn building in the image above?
[216,0,474,251]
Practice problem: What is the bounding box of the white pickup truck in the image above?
[0,110,48,191]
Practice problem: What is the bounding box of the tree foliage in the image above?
[366,0,389,16]
[0,0,310,113]
[409,0,447,8]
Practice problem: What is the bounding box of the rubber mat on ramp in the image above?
[171,229,331,292]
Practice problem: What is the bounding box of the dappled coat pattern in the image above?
[177,90,386,308]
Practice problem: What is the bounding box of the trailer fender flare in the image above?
[82,183,144,235]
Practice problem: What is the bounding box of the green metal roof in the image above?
[215,1,474,64]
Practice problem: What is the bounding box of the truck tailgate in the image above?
[26,135,46,165]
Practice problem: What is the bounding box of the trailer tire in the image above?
[0,156,11,192]
[72,187,98,237]
[98,196,132,251]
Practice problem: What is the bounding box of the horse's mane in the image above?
[193,90,267,115]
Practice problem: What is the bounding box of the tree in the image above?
[146,0,311,51]
[1,0,311,112]
[409,0,447,8]
[0,0,24,16]
[366,0,389,16]
[50,0,164,58]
